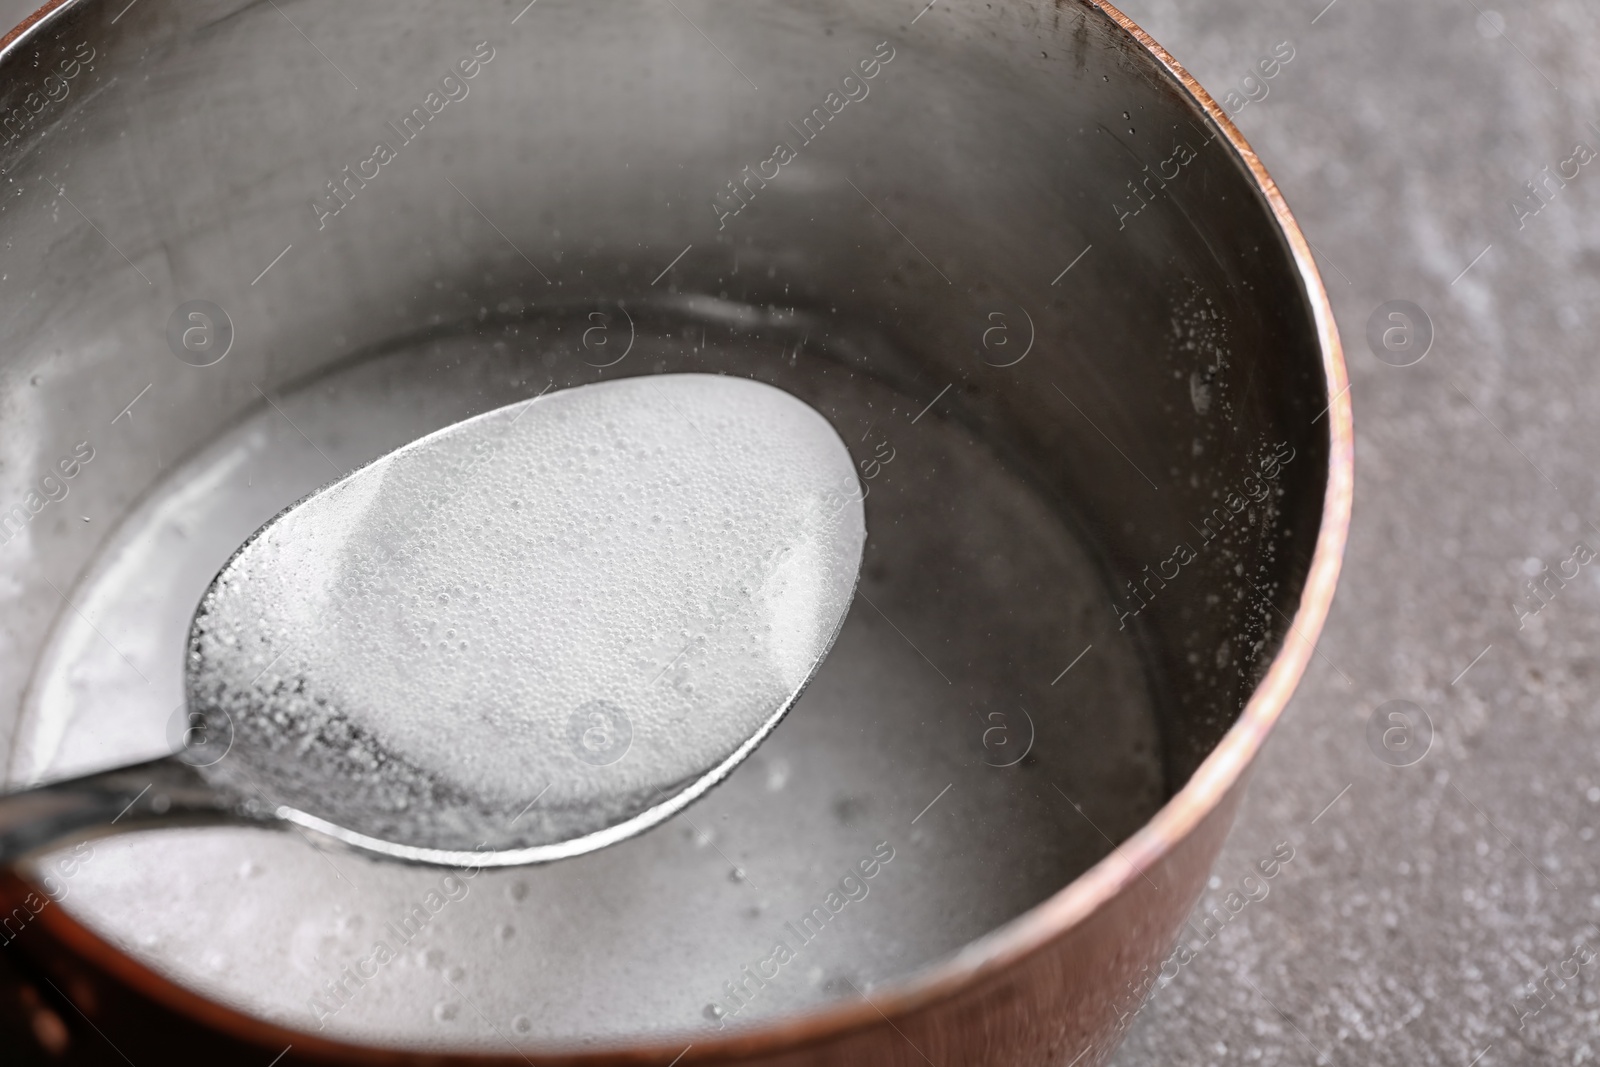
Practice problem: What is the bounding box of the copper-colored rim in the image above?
[3,0,1352,1061]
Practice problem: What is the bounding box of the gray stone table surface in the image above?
[1104,0,1599,1064]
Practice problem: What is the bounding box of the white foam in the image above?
[186,374,866,857]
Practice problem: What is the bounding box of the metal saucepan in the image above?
[0,0,1349,1062]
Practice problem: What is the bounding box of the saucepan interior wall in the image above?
[0,0,1325,795]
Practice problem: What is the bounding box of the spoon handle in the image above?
[0,756,249,867]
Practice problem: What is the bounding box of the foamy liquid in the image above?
[14,322,1162,1050]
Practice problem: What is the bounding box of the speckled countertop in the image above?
[1106,1,1599,1063]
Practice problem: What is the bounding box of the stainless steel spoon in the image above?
[0,374,866,868]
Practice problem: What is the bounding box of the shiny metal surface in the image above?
[0,758,244,865]
[0,0,1349,1063]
